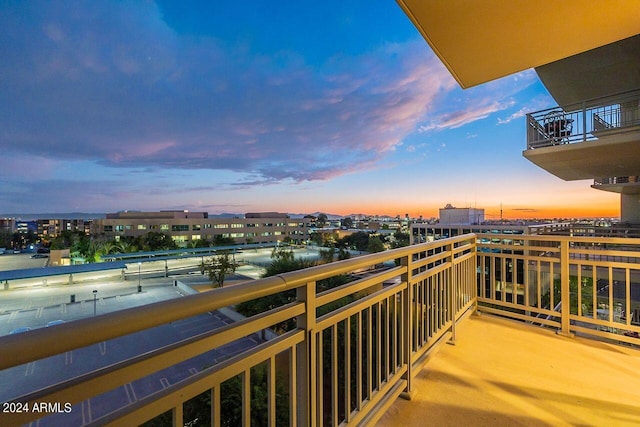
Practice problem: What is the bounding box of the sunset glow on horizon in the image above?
[0,1,621,220]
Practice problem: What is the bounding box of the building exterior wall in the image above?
[439,206,485,225]
[92,211,310,246]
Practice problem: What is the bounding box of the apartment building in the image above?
[91,210,310,246]
[37,218,92,239]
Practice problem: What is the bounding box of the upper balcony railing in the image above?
[526,89,640,149]
[1,233,639,426]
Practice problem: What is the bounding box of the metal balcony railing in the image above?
[1,233,639,426]
[526,89,640,149]
[593,176,640,186]
[0,235,477,426]
[476,234,640,342]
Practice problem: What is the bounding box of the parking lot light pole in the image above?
[138,262,142,293]
[93,290,97,316]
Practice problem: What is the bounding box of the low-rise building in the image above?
[91,211,310,246]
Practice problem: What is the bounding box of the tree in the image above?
[317,213,328,228]
[389,230,410,249]
[200,251,239,288]
[144,232,178,251]
[319,246,335,264]
[338,231,370,252]
[340,217,353,229]
[366,235,385,253]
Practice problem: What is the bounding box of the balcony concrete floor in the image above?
[377,314,640,427]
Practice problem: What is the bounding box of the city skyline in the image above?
[0,1,619,219]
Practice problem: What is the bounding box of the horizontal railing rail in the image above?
[526,89,640,149]
[0,234,477,427]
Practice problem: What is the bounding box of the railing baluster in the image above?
[296,281,316,427]
[242,370,250,426]
[356,311,362,411]
[331,324,338,426]
[344,316,351,423]
[213,386,220,427]
[268,356,276,427]
[173,403,183,427]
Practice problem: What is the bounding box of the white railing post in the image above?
[448,242,457,345]
[558,240,573,337]
[296,281,317,426]
[400,252,415,400]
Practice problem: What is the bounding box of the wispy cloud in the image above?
[0,2,457,186]
[418,99,515,132]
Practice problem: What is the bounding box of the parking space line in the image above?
[189,368,198,375]
[8,311,18,323]
[36,307,43,319]
[124,383,138,403]
[24,361,35,376]
[99,341,107,356]
[160,378,170,388]
[61,303,66,314]
[65,351,73,365]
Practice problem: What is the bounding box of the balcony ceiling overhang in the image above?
[396,0,640,89]
[522,137,640,181]
[536,35,640,107]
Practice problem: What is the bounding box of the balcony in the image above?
[1,234,639,426]
[523,89,640,181]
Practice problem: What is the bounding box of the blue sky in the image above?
[0,1,618,219]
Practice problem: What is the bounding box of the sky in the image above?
[0,1,619,220]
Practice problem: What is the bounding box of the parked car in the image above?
[46,320,66,327]
[9,326,32,334]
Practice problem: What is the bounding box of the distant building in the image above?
[0,218,16,234]
[439,204,484,226]
[37,219,92,239]
[92,211,310,246]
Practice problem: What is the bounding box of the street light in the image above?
[138,262,142,293]
[92,290,97,316]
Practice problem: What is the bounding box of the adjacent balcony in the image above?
[1,234,639,426]
[524,89,640,181]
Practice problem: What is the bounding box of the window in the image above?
[160,224,169,231]
[214,224,228,229]
[231,223,243,228]
[192,235,201,241]
[104,225,113,232]
[137,224,147,230]
[192,224,201,231]
[115,225,124,232]
[172,225,189,232]
[149,225,158,230]
[204,224,212,229]
[230,233,244,238]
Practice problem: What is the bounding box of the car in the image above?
[31,253,49,258]
[46,320,66,327]
[9,326,32,334]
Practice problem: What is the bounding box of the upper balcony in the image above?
[523,90,640,181]
[1,234,639,426]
